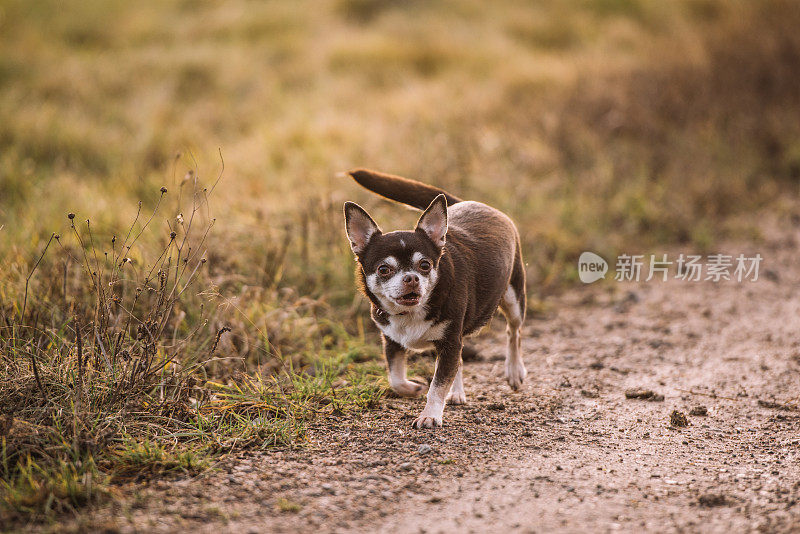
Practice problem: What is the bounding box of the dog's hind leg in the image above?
[384,335,428,397]
[500,248,527,390]
[446,356,466,404]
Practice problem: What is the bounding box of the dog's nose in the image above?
[402,274,419,286]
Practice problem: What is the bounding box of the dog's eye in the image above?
[418,259,432,273]
[377,264,393,276]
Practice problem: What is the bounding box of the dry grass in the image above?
[0,181,383,523]
[1,0,800,525]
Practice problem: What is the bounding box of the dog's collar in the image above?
[374,307,408,319]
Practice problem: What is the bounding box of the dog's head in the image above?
[344,195,448,314]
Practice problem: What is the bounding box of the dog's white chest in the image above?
[377,314,449,351]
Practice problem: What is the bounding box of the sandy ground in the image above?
[49,226,800,534]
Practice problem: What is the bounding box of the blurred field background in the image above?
[2,0,800,523]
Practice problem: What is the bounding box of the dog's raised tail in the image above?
[348,168,462,210]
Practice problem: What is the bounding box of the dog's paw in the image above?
[446,389,467,405]
[505,360,527,391]
[392,380,429,397]
[412,414,443,429]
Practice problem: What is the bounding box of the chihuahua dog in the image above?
[344,169,526,429]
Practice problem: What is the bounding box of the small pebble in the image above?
[625,388,664,402]
[689,405,708,416]
[418,444,432,455]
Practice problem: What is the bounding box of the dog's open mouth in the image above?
[395,292,420,306]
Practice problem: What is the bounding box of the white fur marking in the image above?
[426,385,446,416]
[366,273,378,291]
[366,263,439,316]
[501,284,526,389]
[447,366,466,404]
[378,313,450,352]
[388,356,408,389]
[414,381,447,428]
[502,286,522,325]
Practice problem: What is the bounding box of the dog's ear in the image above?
[416,194,448,248]
[344,202,381,256]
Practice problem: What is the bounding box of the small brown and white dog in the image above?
[343,169,526,429]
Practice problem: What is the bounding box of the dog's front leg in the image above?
[384,335,428,397]
[412,332,462,429]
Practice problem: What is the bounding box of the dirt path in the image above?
[60,228,800,533]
